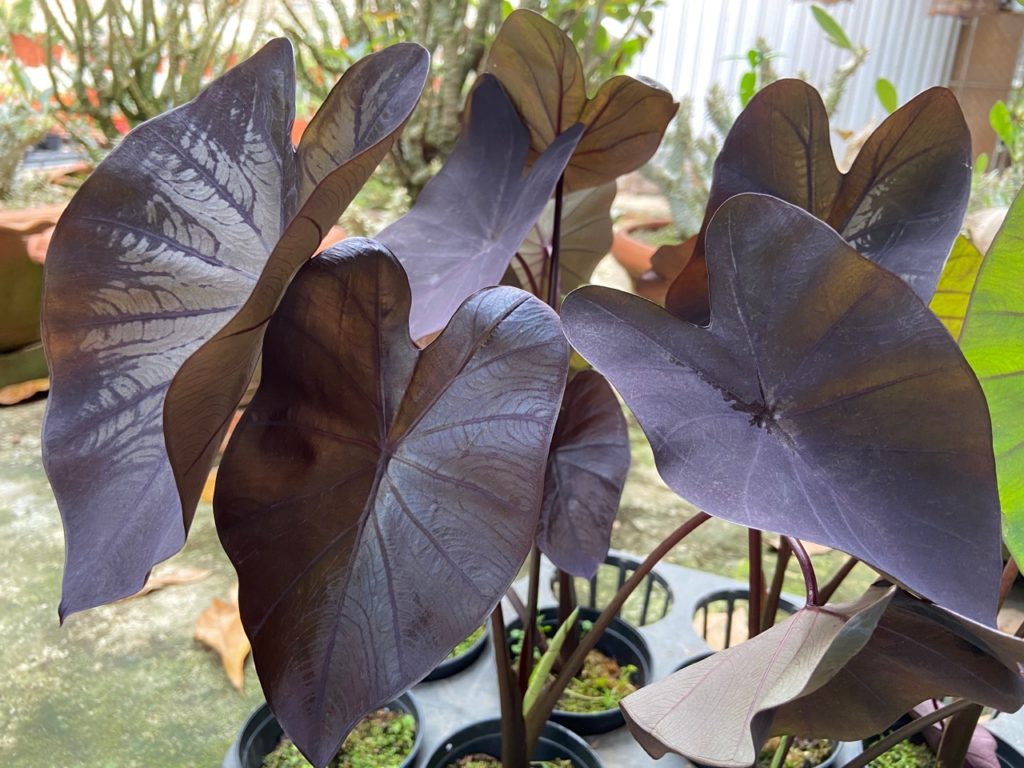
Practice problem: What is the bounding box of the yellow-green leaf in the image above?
[959,190,1024,561]
[930,234,984,340]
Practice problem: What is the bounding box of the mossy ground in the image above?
[452,757,572,767]
[262,708,416,768]
[449,625,485,659]
[757,737,836,768]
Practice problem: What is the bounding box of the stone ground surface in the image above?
[1,376,880,766]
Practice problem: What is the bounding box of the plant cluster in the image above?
[38,7,1024,768]
[263,708,416,768]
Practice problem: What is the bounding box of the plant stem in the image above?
[937,703,985,768]
[999,556,1019,611]
[547,174,565,310]
[762,538,791,631]
[749,529,763,639]
[818,556,859,605]
[524,511,712,748]
[839,699,976,768]
[491,603,529,768]
[770,735,794,768]
[518,546,542,695]
[786,537,819,606]
[557,569,579,667]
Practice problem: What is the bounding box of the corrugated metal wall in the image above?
[630,0,963,148]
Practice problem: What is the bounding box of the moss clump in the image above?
[867,740,938,768]
[451,757,572,767]
[556,648,637,713]
[262,708,416,768]
[756,737,836,768]
[449,626,485,659]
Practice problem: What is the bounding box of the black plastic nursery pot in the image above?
[224,691,423,768]
[424,717,603,768]
[550,554,674,627]
[693,588,800,650]
[424,625,490,682]
[508,605,653,736]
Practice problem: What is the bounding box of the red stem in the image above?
[748,529,763,639]
[786,537,819,606]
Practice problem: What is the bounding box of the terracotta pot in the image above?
[0,204,66,353]
[610,218,671,280]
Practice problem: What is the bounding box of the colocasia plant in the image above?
[40,9,1024,768]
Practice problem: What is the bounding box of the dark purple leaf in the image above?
[666,80,971,322]
[913,701,999,768]
[622,588,894,767]
[773,589,1024,740]
[624,586,1024,767]
[41,39,429,617]
[214,239,569,767]
[561,193,1001,624]
[378,75,581,342]
[537,370,630,578]
[513,182,616,300]
[484,9,677,192]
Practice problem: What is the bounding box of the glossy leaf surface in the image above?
[774,588,1024,739]
[537,370,630,579]
[42,39,429,617]
[562,194,1001,623]
[485,9,676,191]
[666,80,971,322]
[379,75,581,342]
[957,190,1024,563]
[215,240,569,767]
[513,182,616,300]
[622,589,893,767]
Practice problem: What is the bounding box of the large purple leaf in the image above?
[513,182,616,300]
[623,586,1024,767]
[561,193,1001,624]
[622,588,894,767]
[214,239,569,767]
[773,588,1024,739]
[537,370,630,579]
[484,9,676,192]
[666,80,971,322]
[41,39,429,618]
[378,75,581,342]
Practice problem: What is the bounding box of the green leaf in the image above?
[523,607,579,716]
[990,100,1015,150]
[747,49,760,69]
[929,235,984,341]
[958,189,1024,563]
[811,4,854,50]
[876,78,898,114]
[976,152,990,175]
[739,71,756,108]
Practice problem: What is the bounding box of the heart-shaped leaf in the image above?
[484,9,676,192]
[666,79,971,322]
[951,190,1024,564]
[378,74,581,342]
[537,370,630,579]
[622,588,894,767]
[513,182,616,300]
[773,588,1024,740]
[624,586,1024,767]
[41,40,429,618]
[214,239,569,767]
[562,193,1001,624]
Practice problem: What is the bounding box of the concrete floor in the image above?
[0,382,877,766]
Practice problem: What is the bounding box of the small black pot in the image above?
[424,718,602,767]
[424,625,489,682]
[550,553,674,626]
[693,588,800,650]
[863,715,1024,768]
[507,605,653,735]
[223,691,423,768]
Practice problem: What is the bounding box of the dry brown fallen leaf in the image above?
[765,536,833,556]
[194,586,251,693]
[0,378,49,406]
[201,467,217,503]
[119,564,211,601]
